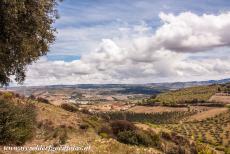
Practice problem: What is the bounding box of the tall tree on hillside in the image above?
[0,0,59,86]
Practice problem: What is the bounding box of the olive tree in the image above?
[0,0,60,86]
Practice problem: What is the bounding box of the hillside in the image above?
[0,91,224,154]
[142,84,228,106]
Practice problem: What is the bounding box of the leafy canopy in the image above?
[0,0,59,86]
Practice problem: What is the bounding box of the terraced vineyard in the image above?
[163,111,230,152]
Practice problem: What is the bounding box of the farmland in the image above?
[2,82,230,154]
[163,111,230,152]
[143,85,221,105]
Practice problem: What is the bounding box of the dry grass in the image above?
[186,107,229,122]
[128,106,188,113]
[128,105,210,114]
[0,97,163,154]
[209,95,230,104]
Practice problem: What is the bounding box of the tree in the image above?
[0,0,59,86]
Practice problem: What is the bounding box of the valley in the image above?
[1,81,230,154]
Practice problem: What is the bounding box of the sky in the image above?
[23,0,230,85]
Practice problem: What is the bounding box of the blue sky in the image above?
[24,0,230,85]
[47,0,230,61]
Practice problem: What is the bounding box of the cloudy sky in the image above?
[24,0,230,85]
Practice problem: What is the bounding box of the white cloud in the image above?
[155,12,230,52]
[24,12,230,85]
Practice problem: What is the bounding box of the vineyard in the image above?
[98,110,197,124]
[163,111,230,152]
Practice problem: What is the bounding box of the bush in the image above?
[117,129,160,147]
[98,125,113,138]
[139,129,160,147]
[161,131,172,140]
[99,132,109,138]
[37,97,50,104]
[110,120,160,147]
[59,128,68,145]
[110,120,136,135]
[117,131,139,145]
[61,103,78,112]
[0,98,36,145]
[2,92,13,99]
[79,123,89,130]
[29,94,36,100]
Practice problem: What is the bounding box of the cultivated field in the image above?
[186,107,229,122]
[209,94,230,104]
[164,111,230,151]
[128,105,210,113]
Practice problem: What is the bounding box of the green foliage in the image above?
[165,111,230,152]
[79,123,89,130]
[109,120,161,148]
[99,132,109,138]
[100,111,196,124]
[98,125,113,138]
[37,97,50,104]
[110,120,136,135]
[117,129,160,147]
[224,147,230,154]
[60,103,78,112]
[146,85,221,105]
[117,131,139,145]
[2,92,13,99]
[0,0,59,85]
[227,104,230,110]
[221,83,230,94]
[0,97,36,145]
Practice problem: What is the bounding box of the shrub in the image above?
[99,132,109,138]
[29,94,36,100]
[140,129,161,147]
[37,97,50,104]
[0,98,36,145]
[98,125,113,138]
[2,92,13,99]
[117,131,139,145]
[227,104,230,110]
[81,108,91,114]
[110,120,136,135]
[161,131,172,140]
[61,103,78,112]
[59,128,68,145]
[79,123,89,130]
[117,129,160,147]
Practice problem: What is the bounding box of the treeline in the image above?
[98,111,196,124]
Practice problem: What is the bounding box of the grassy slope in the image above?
[1,91,226,154]
[150,85,221,105]
[0,92,162,154]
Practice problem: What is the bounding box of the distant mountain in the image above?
[148,78,230,89]
[6,78,230,96]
